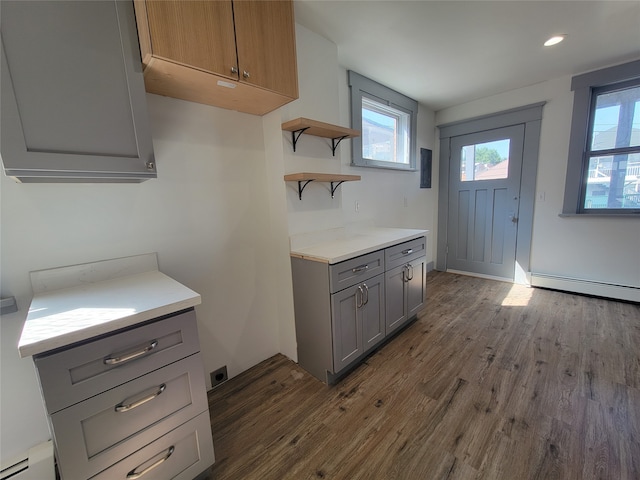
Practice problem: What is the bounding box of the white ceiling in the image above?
[293,0,640,111]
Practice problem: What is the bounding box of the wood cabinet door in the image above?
[143,0,237,79]
[361,274,386,353]
[233,0,298,98]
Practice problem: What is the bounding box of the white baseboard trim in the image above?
[530,273,639,302]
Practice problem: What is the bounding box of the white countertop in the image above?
[18,254,201,358]
[290,227,428,264]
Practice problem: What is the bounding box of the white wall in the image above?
[0,96,291,462]
[281,25,438,265]
[436,75,640,291]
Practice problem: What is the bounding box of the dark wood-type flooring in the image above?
[207,271,640,479]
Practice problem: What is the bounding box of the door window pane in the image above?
[460,139,510,181]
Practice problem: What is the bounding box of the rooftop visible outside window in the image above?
[349,70,418,171]
[361,97,410,165]
[563,60,640,215]
[583,83,640,210]
[460,139,510,181]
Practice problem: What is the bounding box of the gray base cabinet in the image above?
[331,273,385,373]
[292,236,427,384]
[385,257,427,334]
[33,308,214,480]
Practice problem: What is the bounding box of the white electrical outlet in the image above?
[355,201,360,212]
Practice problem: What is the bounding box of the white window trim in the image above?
[562,59,640,215]
[348,70,418,171]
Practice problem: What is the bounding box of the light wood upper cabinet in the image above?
[144,1,237,77]
[233,1,298,98]
[134,0,299,116]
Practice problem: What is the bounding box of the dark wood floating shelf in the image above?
[284,173,361,200]
[281,118,361,156]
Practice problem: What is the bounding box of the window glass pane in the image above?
[460,139,510,181]
[362,97,410,164]
[591,86,640,151]
[584,153,640,209]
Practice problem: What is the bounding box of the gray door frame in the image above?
[437,103,544,284]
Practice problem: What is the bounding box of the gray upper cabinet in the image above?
[0,0,156,182]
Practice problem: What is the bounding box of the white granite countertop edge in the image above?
[290,227,428,264]
[19,260,201,358]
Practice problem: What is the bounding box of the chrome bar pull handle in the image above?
[363,283,369,305]
[407,264,414,281]
[356,286,364,308]
[104,340,158,366]
[115,384,166,413]
[402,248,413,255]
[126,445,175,479]
[352,264,369,274]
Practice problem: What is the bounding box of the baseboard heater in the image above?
[530,273,639,303]
[0,441,54,480]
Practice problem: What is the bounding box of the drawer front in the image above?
[90,410,215,480]
[52,353,208,480]
[385,237,426,270]
[35,308,200,414]
[329,250,384,293]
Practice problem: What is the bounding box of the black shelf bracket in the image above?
[297,179,314,200]
[291,127,310,152]
[331,135,349,156]
[330,181,345,198]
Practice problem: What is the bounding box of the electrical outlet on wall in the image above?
[210,366,228,387]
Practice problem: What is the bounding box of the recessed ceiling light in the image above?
[544,35,566,47]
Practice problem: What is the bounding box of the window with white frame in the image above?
[349,71,418,170]
[563,60,640,214]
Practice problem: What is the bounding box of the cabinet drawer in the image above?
[329,250,384,293]
[51,353,208,480]
[35,308,200,414]
[385,237,426,270]
[90,410,215,480]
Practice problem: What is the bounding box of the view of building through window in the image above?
[361,97,410,164]
[460,139,510,182]
[585,85,640,209]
